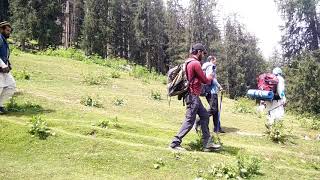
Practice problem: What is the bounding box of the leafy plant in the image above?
[197,163,238,179]
[196,153,261,179]
[82,73,111,85]
[13,69,31,80]
[80,96,103,108]
[113,98,125,106]
[265,121,287,144]
[110,71,121,78]
[29,116,54,140]
[151,90,161,100]
[153,158,165,169]
[233,98,255,114]
[96,117,120,129]
[237,153,261,178]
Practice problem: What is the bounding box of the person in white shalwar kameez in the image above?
[265,67,286,127]
[0,21,16,114]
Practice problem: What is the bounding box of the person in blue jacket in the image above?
[0,21,15,114]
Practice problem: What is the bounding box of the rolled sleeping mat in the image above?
[247,89,274,100]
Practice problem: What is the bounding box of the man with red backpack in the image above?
[257,67,286,128]
[266,67,286,127]
[169,43,221,151]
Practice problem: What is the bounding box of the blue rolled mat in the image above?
[247,89,274,100]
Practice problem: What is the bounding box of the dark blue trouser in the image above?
[170,94,211,148]
[206,93,221,132]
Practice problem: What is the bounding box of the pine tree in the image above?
[166,0,187,66]
[29,0,63,49]
[0,0,9,21]
[221,17,266,99]
[276,0,320,61]
[82,0,111,57]
[187,0,220,53]
[9,0,37,50]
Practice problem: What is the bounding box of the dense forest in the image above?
[1,0,319,116]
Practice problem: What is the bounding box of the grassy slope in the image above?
[0,53,319,180]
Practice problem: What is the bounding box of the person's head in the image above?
[207,55,217,65]
[190,43,207,61]
[0,21,12,39]
[272,67,283,76]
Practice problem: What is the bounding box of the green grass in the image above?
[0,53,319,179]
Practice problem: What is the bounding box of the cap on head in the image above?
[273,67,282,75]
[191,43,207,54]
[0,21,11,29]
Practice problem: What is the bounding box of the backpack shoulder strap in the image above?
[185,58,197,82]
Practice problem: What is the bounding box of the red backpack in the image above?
[257,73,279,93]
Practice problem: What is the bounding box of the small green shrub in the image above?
[130,66,149,79]
[82,73,111,86]
[153,158,165,169]
[237,153,261,178]
[110,71,121,78]
[197,153,261,179]
[233,97,255,114]
[113,98,125,106]
[197,163,238,179]
[297,114,320,130]
[151,90,162,100]
[29,116,54,140]
[265,121,287,144]
[80,96,103,108]
[96,117,120,129]
[13,69,31,80]
[11,45,23,56]
[311,119,320,130]
[129,66,165,82]
[38,47,87,61]
[142,78,150,84]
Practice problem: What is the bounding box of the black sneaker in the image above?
[0,107,6,114]
[219,129,226,133]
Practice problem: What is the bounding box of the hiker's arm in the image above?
[194,64,212,85]
[0,58,7,68]
[213,78,222,89]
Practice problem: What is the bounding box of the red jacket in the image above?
[186,55,212,96]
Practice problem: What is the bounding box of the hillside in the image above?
[0,53,319,180]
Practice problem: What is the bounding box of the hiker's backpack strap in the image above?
[185,58,197,85]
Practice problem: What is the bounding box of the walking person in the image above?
[265,67,286,128]
[201,55,225,133]
[0,21,16,114]
[169,43,221,151]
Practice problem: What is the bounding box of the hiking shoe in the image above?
[169,145,186,151]
[206,142,221,149]
[0,107,6,115]
[203,147,221,152]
